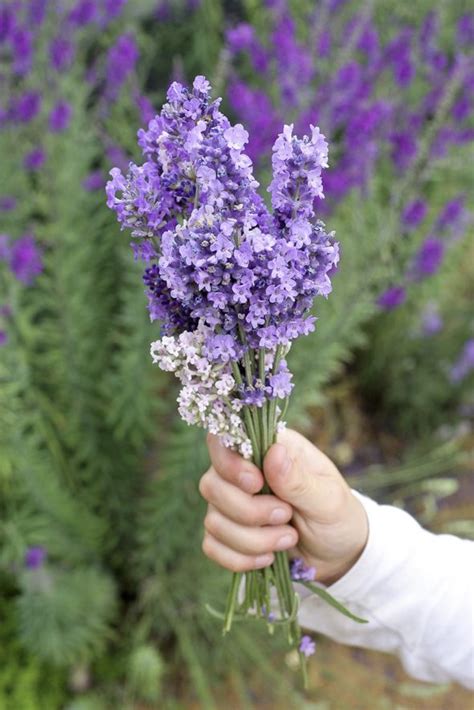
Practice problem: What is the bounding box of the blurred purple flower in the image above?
[299,635,316,657]
[82,170,105,191]
[0,196,17,212]
[11,26,33,75]
[69,0,97,26]
[420,302,443,336]
[0,6,15,42]
[402,199,427,229]
[450,339,474,383]
[452,94,471,122]
[436,195,466,231]
[29,0,48,25]
[357,22,379,60]
[412,237,444,278]
[23,147,46,171]
[317,30,331,58]
[135,94,155,126]
[103,0,128,21]
[106,144,129,173]
[105,32,139,99]
[457,14,474,47]
[10,235,43,284]
[25,546,47,569]
[50,36,75,72]
[0,330,7,347]
[49,100,72,132]
[377,286,406,310]
[12,91,41,122]
[226,23,255,53]
[390,131,417,171]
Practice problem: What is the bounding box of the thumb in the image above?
[263,442,320,518]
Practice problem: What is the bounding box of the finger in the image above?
[199,469,292,526]
[202,532,274,573]
[206,433,263,494]
[204,506,298,556]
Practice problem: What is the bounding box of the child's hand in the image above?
[199,428,368,584]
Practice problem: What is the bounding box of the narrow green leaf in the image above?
[300,582,368,624]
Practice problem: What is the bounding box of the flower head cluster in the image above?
[107,76,339,360]
[150,323,252,457]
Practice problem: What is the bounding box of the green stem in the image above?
[223,571,243,634]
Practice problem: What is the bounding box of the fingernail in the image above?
[239,472,255,492]
[254,554,273,568]
[276,534,295,551]
[270,507,288,524]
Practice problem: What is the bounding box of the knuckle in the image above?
[198,470,213,499]
[203,510,220,536]
[244,505,263,527]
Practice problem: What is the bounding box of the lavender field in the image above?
[0,1,472,708]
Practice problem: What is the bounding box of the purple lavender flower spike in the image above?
[49,100,72,133]
[11,26,33,75]
[105,33,139,100]
[25,546,47,570]
[50,36,75,72]
[82,170,105,192]
[299,635,316,657]
[23,147,46,172]
[412,237,444,278]
[402,199,427,229]
[10,235,43,285]
[12,91,41,123]
[377,286,406,311]
[420,302,443,336]
[0,331,7,347]
[450,339,474,383]
[0,196,16,212]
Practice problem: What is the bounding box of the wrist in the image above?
[316,493,369,586]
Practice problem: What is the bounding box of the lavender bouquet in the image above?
[107,76,365,682]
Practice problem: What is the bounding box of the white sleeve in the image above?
[297,491,474,689]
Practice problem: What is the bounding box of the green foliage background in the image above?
[0,1,472,708]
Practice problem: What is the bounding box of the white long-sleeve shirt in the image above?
[297,491,474,689]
